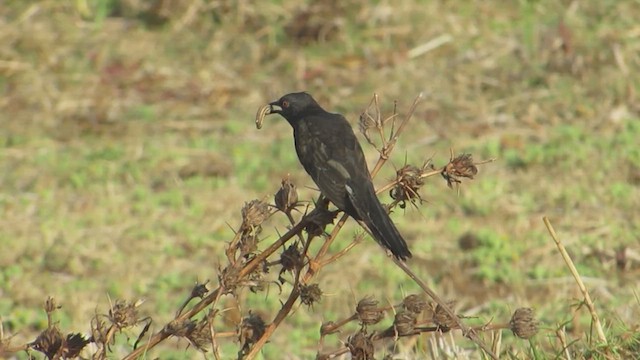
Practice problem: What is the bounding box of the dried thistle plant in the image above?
[238,312,266,356]
[442,152,480,190]
[27,298,90,360]
[274,176,299,214]
[4,94,509,360]
[356,297,385,326]
[510,308,539,339]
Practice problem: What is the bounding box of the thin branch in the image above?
[370,93,424,177]
[543,217,608,346]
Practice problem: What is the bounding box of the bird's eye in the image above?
[281,100,289,108]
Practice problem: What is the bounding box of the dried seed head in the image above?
[190,281,210,299]
[238,227,260,256]
[356,297,384,326]
[239,312,266,353]
[280,243,303,274]
[248,265,268,293]
[63,333,90,358]
[274,176,298,213]
[241,199,270,230]
[393,310,417,336]
[402,294,427,314]
[433,300,458,332]
[219,265,241,293]
[109,300,140,329]
[390,165,425,208]
[442,153,478,188]
[165,318,196,337]
[187,318,212,351]
[300,283,323,307]
[510,308,539,339]
[44,297,60,315]
[31,326,63,359]
[347,330,374,360]
[305,200,338,238]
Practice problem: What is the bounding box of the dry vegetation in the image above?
[1,0,639,359]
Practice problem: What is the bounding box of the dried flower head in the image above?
[31,326,63,359]
[219,264,241,293]
[241,199,270,230]
[190,280,210,299]
[238,227,260,256]
[63,333,90,358]
[393,310,417,336]
[305,200,338,238]
[356,296,384,326]
[109,299,141,329]
[390,165,425,208]
[280,243,303,274]
[279,243,304,283]
[248,265,269,293]
[187,318,212,351]
[347,330,374,360]
[239,312,266,354]
[510,308,539,339]
[402,294,427,314]
[300,283,323,307]
[165,318,197,338]
[442,153,478,188]
[44,297,60,316]
[433,300,458,332]
[274,176,299,214]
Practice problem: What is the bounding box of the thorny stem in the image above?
[244,214,351,359]
[124,218,312,360]
[225,223,247,263]
[285,210,306,243]
[314,213,349,265]
[374,168,441,197]
[319,233,363,266]
[245,287,302,360]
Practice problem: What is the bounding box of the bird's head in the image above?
[264,92,321,124]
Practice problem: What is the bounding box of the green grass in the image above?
[1,0,639,358]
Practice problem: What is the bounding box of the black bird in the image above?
[264,92,412,260]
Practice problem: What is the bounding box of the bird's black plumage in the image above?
[266,92,412,260]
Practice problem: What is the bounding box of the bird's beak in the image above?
[255,101,281,129]
[268,101,282,114]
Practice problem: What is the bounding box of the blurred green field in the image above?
[1,0,639,358]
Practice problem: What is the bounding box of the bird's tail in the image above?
[348,183,412,260]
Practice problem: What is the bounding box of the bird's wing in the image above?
[294,114,366,211]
